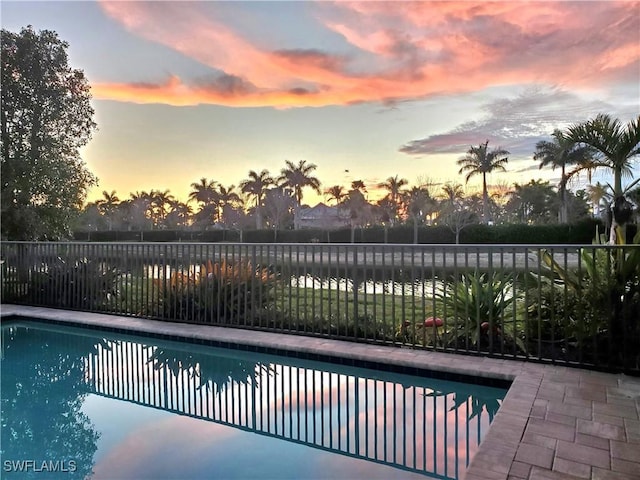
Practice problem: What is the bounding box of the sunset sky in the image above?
[2,1,639,206]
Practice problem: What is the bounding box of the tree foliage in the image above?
[457,141,509,224]
[567,114,640,197]
[534,129,596,224]
[1,26,97,239]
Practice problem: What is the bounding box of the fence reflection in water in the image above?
[85,337,504,479]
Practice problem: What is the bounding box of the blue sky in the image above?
[2,1,639,205]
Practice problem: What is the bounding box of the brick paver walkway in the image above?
[2,305,639,480]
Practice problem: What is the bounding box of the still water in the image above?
[1,321,506,479]
[145,263,443,296]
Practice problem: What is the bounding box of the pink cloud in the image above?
[95,1,639,108]
[91,415,236,479]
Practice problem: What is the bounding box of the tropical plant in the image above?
[434,271,525,352]
[263,186,295,238]
[76,202,107,232]
[189,178,217,208]
[403,186,429,243]
[568,115,640,198]
[626,185,640,211]
[535,230,640,367]
[165,200,192,228]
[373,197,397,235]
[278,160,321,229]
[324,185,346,206]
[378,175,408,224]
[151,259,276,324]
[240,169,274,229]
[96,190,120,216]
[149,189,175,226]
[216,184,243,226]
[350,180,367,194]
[585,182,611,218]
[127,191,154,231]
[440,183,465,206]
[567,114,640,242]
[96,190,124,231]
[534,129,596,223]
[341,188,371,242]
[437,183,477,242]
[457,141,509,224]
[505,180,556,224]
[17,257,120,310]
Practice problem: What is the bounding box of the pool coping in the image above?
[1,305,639,480]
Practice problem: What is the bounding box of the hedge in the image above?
[72,219,613,244]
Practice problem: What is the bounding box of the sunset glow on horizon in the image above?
[2,0,639,206]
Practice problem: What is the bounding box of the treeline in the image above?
[72,219,611,244]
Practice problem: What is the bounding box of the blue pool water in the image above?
[0,321,507,479]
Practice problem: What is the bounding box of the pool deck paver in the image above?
[1,305,639,480]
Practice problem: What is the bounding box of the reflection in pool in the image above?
[0,321,506,479]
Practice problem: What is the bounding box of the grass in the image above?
[105,273,437,343]
[270,284,436,343]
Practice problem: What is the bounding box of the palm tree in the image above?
[506,180,556,224]
[378,175,408,224]
[240,169,274,229]
[216,184,243,225]
[278,160,321,229]
[404,186,429,244]
[263,187,295,240]
[324,185,346,205]
[341,188,370,242]
[188,178,218,227]
[568,114,640,241]
[96,190,120,230]
[438,183,466,224]
[166,200,193,229]
[568,114,640,198]
[379,175,408,203]
[130,190,151,204]
[150,189,174,227]
[585,182,612,218]
[96,190,120,213]
[128,191,153,234]
[441,183,465,206]
[627,185,640,211]
[457,141,509,224]
[189,178,217,208]
[350,180,367,194]
[534,130,596,223]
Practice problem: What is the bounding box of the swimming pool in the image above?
[1,320,507,479]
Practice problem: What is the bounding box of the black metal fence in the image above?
[2,241,639,373]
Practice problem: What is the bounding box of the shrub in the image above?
[151,259,276,324]
[21,257,120,310]
[434,271,526,353]
[531,231,640,368]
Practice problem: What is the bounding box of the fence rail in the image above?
[2,241,639,373]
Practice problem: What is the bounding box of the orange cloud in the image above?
[94,1,639,108]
